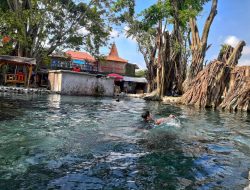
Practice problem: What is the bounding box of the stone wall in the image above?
[49,70,114,96]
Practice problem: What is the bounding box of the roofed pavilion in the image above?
[105,43,128,63]
[99,43,128,74]
[0,55,36,87]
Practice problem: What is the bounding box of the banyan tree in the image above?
[181,41,250,112]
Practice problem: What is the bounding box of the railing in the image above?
[5,74,25,84]
[51,60,98,72]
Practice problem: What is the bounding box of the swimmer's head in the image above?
[141,111,153,122]
[169,114,176,118]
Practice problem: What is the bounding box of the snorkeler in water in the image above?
[141,111,177,125]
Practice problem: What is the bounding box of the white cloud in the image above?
[110,29,119,38]
[239,59,250,66]
[243,46,250,56]
[124,26,130,32]
[123,26,137,44]
[224,35,250,56]
[127,36,137,43]
[109,26,137,44]
[78,27,90,35]
[42,39,50,48]
[224,35,240,47]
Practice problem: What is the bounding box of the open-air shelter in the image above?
[0,55,36,87]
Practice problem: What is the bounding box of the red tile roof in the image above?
[66,50,96,62]
[105,43,128,63]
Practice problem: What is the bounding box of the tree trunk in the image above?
[156,22,164,97]
[138,35,158,93]
[146,21,187,99]
[156,27,172,98]
[180,41,246,108]
[184,0,218,91]
[188,44,206,80]
[220,66,250,111]
[147,64,157,92]
[169,0,186,95]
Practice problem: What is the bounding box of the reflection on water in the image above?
[0,93,249,189]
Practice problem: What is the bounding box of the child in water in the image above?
[141,111,177,125]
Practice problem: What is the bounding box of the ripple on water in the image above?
[0,94,249,190]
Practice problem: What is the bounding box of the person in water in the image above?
[141,111,176,125]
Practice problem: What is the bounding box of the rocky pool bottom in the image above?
[0,93,249,189]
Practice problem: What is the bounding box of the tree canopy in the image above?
[0,0,114,63]
[113,0,212,96]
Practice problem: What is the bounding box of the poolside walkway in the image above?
[0,86,51,94]
[126,93,181,104]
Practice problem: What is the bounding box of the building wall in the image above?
[125,63,136,76]
[49,70,114,96]
[48,71,62,92]
[99,61,126,74]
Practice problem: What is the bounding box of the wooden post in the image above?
[27,65,32,88]
[0,63,4,68]
[0,62,5,84]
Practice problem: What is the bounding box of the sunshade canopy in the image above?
[107,73,124,80]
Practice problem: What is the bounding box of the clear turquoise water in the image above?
[0,93,249,190]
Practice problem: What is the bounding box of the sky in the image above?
[100,0,250,69]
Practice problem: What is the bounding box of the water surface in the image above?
[0,93,249,189]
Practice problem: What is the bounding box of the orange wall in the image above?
[99,61,126,74]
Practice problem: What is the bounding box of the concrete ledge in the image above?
[48,70,98,77]
[126,93,146,98]
[0,86,51,94]
[162,96,181,104]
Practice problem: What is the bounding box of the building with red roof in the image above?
[50,51,98,72]
[66,51,97,72]
[99,43,128,74]
[50,44,139,76]
[66,51,96,62]
[48,45,147,94]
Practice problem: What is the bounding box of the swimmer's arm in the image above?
[155,120,160,125]
[155,118,165,125]
[155,117,171,125]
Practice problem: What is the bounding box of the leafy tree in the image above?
[114,0,211,97]
[0,0,114,64]
[184,0,218,90]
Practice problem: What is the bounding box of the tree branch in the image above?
[201,0,218,44]
[226,41,246,67]
[189,17,200,47]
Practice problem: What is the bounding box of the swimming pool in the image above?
[0,93,249,189]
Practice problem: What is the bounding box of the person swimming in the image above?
[141,111,177,125]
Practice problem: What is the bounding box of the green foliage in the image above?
[135,69,147,77]
[111,0,135,23]
[220,44,230,54]
[41,53,51,67]
[113,0,210,68]
[0,0,114,63]
[140,1,170,29]
[140,0,210,30]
